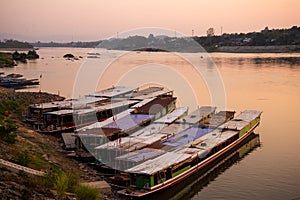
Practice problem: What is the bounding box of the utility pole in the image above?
[192,29,194,37]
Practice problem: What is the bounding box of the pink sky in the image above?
[0,0,299,42]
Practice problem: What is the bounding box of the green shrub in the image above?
[13,150,31,166]
[66,170,79,191]
[0,120,18,144]
[75,184,100,200]
[55,171,69,199]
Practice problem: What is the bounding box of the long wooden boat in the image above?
[107,110,234,173]
[28,86,172,134]
[0,76,39,88]
[118,110,262,199]
[71,95,177,161]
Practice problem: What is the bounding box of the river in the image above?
[1,48,300,199]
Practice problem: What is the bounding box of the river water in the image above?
[1,48,300,199]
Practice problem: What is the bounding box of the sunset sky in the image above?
[1,0,299,42]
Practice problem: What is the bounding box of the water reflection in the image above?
[168,133,261,200]
[212,54,300,66]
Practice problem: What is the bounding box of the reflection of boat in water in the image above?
[168,132,260,200]
[118,110,262,199]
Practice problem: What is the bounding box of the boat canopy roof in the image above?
[129,123,167,137]
[130,107,188,138]
[155,107,188,124]
[97,107,188,151]
[88,86,137,98]
[29,101,72,109]
[157,106,215,136]
[125,152,192,175]
[234,110,262,122]
[176,106,216,125]
[126,133,169,151]
[192,129,239,150]
[77,109,135,132]
[222,120,250,131]
[132,95,176,114]
[75,100,139,115]
[45,109,74,116]
[124,87,163,98]
[72,96,107,107]
[132,98,156,109]
[115,148,164,163]
[163,127,212,148]
[199,111,235,128]
[130,89,173,100]
[95,137,143,150]
[102,114,154,131]
[61,133,76,147]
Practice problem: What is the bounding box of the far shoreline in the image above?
[210,45,300,53]
[2,45,300,54]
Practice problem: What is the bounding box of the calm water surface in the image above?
[1,48,300,199]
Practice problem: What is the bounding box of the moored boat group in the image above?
[23,85,262,199]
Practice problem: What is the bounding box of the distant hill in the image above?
[21,26,300,52]
[194,26,300,50]
[97,26,300,52]
[31,41,102,48]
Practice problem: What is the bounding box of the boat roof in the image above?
[102,114,154,131]
[77,109,135,132]
[29,101,72,109]
[130,89,173,100]
[175,147,208,159]
[125,152,192,175]
[157,106,215,136]
[129,107,188,137]
[45,109,74,116]
[212,110,262,131]
[176,106,217,124]
[199,111,235,128]
[222,120,250,131]
[193,129,238,150]
[132,98,156,109]
[75,100,139,115]
[125,133,169,152]
[95,137,144,150]
[61,133,76,147]
[124,87,163,98]
[72,96,107,107]
[115,148,164,163]
[89,86,137,98]
[233,110,262,122]
[129,123,167,137]
[132,95,176,114]
[95,122,167,151]
[155,107,188,124]
[162,127,213,148]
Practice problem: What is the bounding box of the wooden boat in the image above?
[149,132,261,200]
[72,95,177,161]
[0,75,39,88]
[110,110,234,172]
[96,106,217,172]
[27,86,173,134]
[118,110,262,198]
